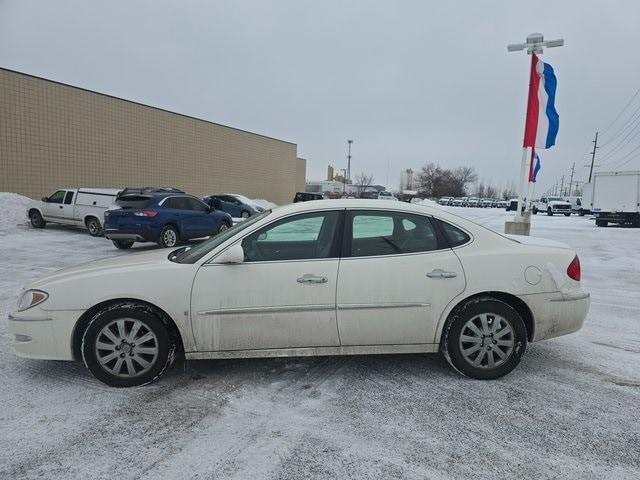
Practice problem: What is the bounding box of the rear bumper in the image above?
[104,227,156,242]
[520,289,590,342]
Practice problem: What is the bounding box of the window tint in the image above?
[116,195,153,209]
[242,211,340,262]
[165,197,190,210]
[186,197,209,212]
[48,190,65,204]
[350,211,439,257]
[63,191,74,205]
[436,219,470,247]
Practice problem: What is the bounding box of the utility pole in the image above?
[586,131,599,183]
[347,140,353,183]
[568,162,576,196]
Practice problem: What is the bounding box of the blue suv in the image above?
[104,190,233,249]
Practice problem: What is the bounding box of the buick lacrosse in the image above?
[9,200,590,387]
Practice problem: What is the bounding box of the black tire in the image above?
[218,220,231,233]
[547,207,553,216]
[81,302,176,387]
[158,225,179,248]
[86,217,102,237]
[240,210,250,219]
[441,298,527,380]
[532,207,538,215]
[29,210,46,228]
[112,239,134,249]
[579,209,585,216]
[595,219,608,227]
[564,212,571,216]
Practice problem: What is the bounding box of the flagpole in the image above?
[506,32,564,234]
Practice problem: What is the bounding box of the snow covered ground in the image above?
[1,195,639,479]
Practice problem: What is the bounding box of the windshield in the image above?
[174,210,271,263]
[548,197,564,202]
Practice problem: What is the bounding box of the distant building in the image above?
[400,168,418,191]
[327,165,335,181]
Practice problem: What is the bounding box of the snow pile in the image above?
[252,198,277,209]
[0,192,32,233]
[418,198,440,208]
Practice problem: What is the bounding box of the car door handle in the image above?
[297,274,328,284]
[426,269,457,279]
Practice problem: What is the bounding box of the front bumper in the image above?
[8,308,82,360]
[521,289,590,342]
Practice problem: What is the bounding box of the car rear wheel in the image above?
[81,303,175,387]
[241,211,250,219]
[441,298,527,380]
[86,217,102,236]
[596,219,608,227]
[158,225,179,248]
[30,210,46,228]
[112,239,134,249]
[547,207,553,216]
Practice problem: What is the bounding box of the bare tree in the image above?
[353,172,375,196]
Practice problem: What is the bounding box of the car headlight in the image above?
[17,289,49,311]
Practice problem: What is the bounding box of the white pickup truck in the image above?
[27,188,122,236]
[532,196,572,216]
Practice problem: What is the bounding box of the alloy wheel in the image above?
[163,229,177,247]
[458,313,515,369]
[94,318,159,378]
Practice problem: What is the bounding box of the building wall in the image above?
[295,158,307,195]
[0,68,304,205]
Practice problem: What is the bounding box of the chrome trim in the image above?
[8,313,53,322]
[550,292,590,302]
[198,304,335,316]
[338,302,430,310]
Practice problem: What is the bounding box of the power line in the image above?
[599,86,640,136]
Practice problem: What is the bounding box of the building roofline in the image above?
[0,66,297,146]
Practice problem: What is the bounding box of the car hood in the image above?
[28,249,173,289]
[504,234,571,249]
[548,201,571,206]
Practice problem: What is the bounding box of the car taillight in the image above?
[133,210,158,218]
[567,255,581,281]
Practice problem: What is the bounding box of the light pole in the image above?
[507,33,564,223]
[347,140,353,182]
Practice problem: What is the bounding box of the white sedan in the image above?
[9,200,590,387]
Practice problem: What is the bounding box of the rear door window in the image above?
[186,197,209,212]
[434,219,471,247]
[349,211,439,257]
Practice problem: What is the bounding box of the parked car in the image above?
[438,197,452,206]
[293,192,325,202]
[104,190,232,249]
[27,188,121,236]
[532,196,572,216]
[505,198,525,212]
[378,191,398,201]
[202,194,265,218]
[589,171,640,227]
[481,198,494,208]
[451,198,464,207]
[467,197,480,207]
[564,196,584,216]
[497,199,508,209]
[9,200,589,387]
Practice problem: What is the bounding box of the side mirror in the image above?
[41,197,48,202]
[213,243,244,264]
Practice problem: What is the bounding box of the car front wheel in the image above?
[218,221,231,233]
[81,303,175,387]
[547,208,553,216]
[158,225,179,248]
[441,298,527,380]
[30,210,46,228]
[241,211,250,219]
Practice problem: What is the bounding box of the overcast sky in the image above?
[2,0,640,193]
